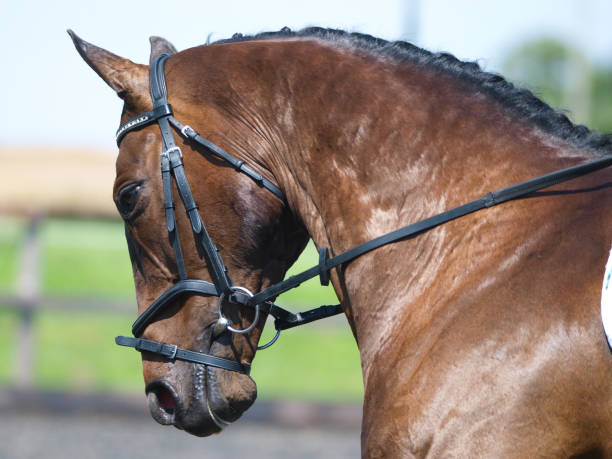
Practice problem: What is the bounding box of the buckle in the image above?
[180,124,196,138]
[166,344,178,359]
[164,146,182,159]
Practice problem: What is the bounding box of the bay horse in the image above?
[69,28,612,457]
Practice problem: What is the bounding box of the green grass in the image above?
[253,325,362,402]
[0,217,24,291]
[34,309,143,392]
[1,217,363,402]
[40,219,135,298]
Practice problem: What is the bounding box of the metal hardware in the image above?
[257,327,281,350]
[164,146,182,158]
[167,344,178,359]
[217,286,260,335]
[181,124,195,137]
[212,317,229,338]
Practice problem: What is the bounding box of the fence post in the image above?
[16,215,40,388]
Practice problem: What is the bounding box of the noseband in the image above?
[115,54,612,376]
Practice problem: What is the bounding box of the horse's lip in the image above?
[205,366,242,424]
[177,362,226,436]
[145,379,181,426]
[204,340,257,423]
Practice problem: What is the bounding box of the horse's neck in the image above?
[290,136,606,381]
[267,43,578,246]
[260,47,609,366]
[219,41,608,366]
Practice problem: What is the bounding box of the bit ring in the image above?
[217,286,259,335]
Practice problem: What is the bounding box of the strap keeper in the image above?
[166,214,175,232]
[152,103,173,119]
[484,192,497,208]
[319,247,330,286]
[135,338,162,353]
[252,172,264,185]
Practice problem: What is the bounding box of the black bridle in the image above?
[115,54,342,375]
[115,54,612,376]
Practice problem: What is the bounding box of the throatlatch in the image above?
[114,53,612,375]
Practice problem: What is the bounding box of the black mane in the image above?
[213,27,612,154]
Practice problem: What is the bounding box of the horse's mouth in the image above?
[146,376,223,436]
[145,360,256,437]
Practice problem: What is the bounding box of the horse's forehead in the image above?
[115,131,160,183]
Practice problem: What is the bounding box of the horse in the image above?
[69,28,612,457]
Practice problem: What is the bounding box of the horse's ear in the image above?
[149,36,177,64]
[68,29,148,104]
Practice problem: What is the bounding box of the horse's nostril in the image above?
[158,387,175,414]
[146,381,179,425]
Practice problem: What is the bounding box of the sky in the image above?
[2,0,612,152]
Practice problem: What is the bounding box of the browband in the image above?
[115,104,173,145]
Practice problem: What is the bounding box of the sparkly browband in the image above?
[116,104,173,146]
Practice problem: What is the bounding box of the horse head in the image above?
[69,31,308,436]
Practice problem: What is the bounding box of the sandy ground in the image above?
[0,390,362,458]
[0,411,360,459]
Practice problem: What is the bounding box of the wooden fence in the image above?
[0,146,124,387]
[1,213,136,388]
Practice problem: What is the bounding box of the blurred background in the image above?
[1,0,611,457]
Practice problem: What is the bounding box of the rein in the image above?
[115,54,612,375]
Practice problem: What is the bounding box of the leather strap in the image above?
[149,55,234,295]
[115,336,250,375]
[115,104,173,145]
[165,147,232,294]
[248,155,612,306]
[161,152,187,280]
[168,117,285,201]
[130,277,343,339]
[132,279,220,337]
[267,304,343,331]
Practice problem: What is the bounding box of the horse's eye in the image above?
[115,182,143,218]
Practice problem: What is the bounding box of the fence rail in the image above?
[2,212,132,389]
